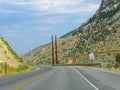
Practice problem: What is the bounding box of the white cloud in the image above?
[40,16,66,24]
[0,0,100,14]
[33,26,50,32]
[74,18,85,24]
[6,33,18,37]
[0,25,22,37]
[4,30,18,37]
[29,0,100,14]
[0,8,16,13]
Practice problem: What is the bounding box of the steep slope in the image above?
[23,0,120,65]
[0,35,22,66]
[62,0,120,38]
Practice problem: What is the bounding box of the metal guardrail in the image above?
[56,63,101,67]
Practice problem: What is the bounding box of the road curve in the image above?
[0,66,52,90]
[0,66,120,90]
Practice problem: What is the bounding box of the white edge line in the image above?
[73,68,100,90]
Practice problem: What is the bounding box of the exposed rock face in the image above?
[0,36,21,67]
[100,0,109,10]
[99,0,119,11]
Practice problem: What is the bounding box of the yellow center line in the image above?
[10,68,55,90]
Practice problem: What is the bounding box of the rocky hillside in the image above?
[0,35,22,66]
[23,0,120,65]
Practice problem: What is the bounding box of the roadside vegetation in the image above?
[0,63,35,76]
[101,61,120,70]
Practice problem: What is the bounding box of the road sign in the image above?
[89,52,94,60]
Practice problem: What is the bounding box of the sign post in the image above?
[89,52,94,63]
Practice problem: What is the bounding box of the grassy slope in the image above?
[0,63,35,76]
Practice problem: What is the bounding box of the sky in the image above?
[0,0,101,54]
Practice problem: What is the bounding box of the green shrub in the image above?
[113,63,120,68]
[8,66,16,72]
[18,65,28,70]
[101,62,108,68]
[7,65,28,73]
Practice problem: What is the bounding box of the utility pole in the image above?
[55,35,59,65]
[51,35,55,66]
[5,62,7,75]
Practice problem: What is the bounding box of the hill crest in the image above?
[0,35,22,66]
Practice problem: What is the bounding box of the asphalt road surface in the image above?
[0,66,120,90]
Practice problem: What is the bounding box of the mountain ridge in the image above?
[23,0,120,65]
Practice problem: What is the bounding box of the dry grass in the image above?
[0,65,35,76]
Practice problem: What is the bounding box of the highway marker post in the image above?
[89,52,94,64]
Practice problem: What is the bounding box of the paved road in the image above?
[0,66,120,90]
[0,66,52,90]
[75,66,120,90]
